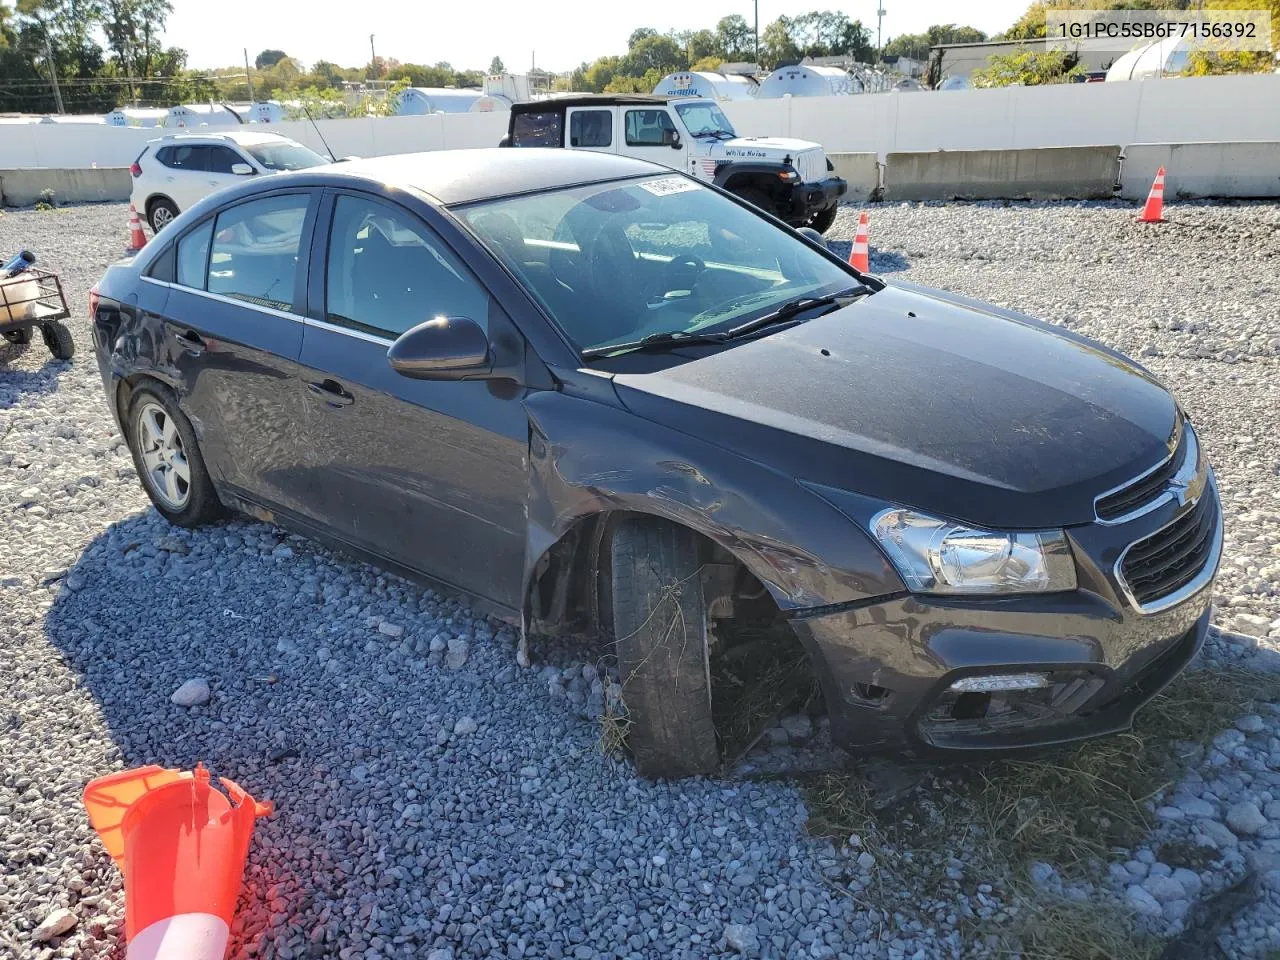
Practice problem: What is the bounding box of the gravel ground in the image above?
[2,199,1279,960]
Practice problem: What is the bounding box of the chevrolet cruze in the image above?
[90,149,1222,778]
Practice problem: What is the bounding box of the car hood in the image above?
[720,136,822,156]
[610,282,1179,530]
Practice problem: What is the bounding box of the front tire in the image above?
[147,197,179,232]
[610,518,720,779]
[809,204,839,235]
[3,327,33,345]
[125,382,224,527]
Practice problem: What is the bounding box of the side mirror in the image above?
[663,128,681,148]
[387,316,491,381]
[231,162,255,176]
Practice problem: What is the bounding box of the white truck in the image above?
[499,94,847,233]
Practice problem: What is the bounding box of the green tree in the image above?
[789,11,872,60]
[689,54,723,72]
[760,17,799,68]
[886,24,987,61]
[715,14,754,60]
[622,33,684,76]
[971,48,1084,85]
[254,48,286,69]
[488,55,504,73]
[628,26,657,47]
[677,28,718,64]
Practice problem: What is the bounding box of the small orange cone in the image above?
[83,763,272,960]
[848,211,870,272]
[127,204,147,252]
[1138,167,1166,223]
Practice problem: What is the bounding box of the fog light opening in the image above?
[952,692,990,721]
[851,682,892,706]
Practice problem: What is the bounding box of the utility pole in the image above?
[876,5,886,62]
[244,48,255,103]
[369,34,377,79]
[41,26,65,115]
[754,0,759,62]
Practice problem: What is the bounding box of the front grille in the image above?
[1119,495,1218,608]
[1096,429,1186,521]
[794,149,826,185]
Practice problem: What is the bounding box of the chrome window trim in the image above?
[141,276,306,323]
[1113,485,1222,616]
[143,277,396,347]
[1093,419,1197,526]
[302,316,393,346]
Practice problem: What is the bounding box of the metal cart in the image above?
[0,268,75,360]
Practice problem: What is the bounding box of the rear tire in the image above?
[809,204,839,235]
[610,517,720,779]
[125,382,225,527]
[41,321,74,360]
[3,327,33,345]
[147,197,179,232]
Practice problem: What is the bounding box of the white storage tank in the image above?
[652,71,757,100]
[104,107,167,127]
[247,101,287,123]
[164,104,242,128]
[756,64,856,98]
[393,87,483,115]
[1106,37,1191,81]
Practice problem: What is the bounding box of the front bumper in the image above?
[791,176,847,218]
[791,480,1222,757]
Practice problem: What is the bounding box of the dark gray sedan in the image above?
[91,149,1222,778]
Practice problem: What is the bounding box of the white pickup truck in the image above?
[499,94,847,233]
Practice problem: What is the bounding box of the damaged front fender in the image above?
[522,389,904,623]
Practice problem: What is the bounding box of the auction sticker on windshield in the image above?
[640,177,701,197]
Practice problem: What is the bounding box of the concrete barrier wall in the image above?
[1120,142,1280,199]
[883,146,1121,201]
[826,153,880,201]
[0,167,131,206]
[3,74,1278,169]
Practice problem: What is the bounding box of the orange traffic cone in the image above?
[83,763,272,960]
[848,211,870,272]
[127,205,147,252]
[1138,167,1166,223]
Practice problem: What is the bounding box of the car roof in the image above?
[147,130,291,147]
[511,94,681,113]
[313,148,669,205]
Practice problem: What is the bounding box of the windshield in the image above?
[459,174,858,356]
[674,101,736,138]
[244,141,330,171]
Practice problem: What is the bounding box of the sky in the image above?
[165,0,1032,73]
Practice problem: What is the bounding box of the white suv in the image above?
[130,131,331,232]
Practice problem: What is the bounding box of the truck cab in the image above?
[502,94,847,233]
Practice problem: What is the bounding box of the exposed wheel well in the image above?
[723,173,783,202]
[525,511,820,757]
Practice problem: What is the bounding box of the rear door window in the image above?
[511,111,562,148]
[163,144,208,170]
[206,194,310,311]
[569,110,612,148]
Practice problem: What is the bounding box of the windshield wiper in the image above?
[581,329,730,360]
[723,286,873,339]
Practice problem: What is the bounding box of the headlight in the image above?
[870,509,1077,595]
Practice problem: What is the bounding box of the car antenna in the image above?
[301,104,338,162]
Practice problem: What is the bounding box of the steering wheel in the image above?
[663,255,706,297]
